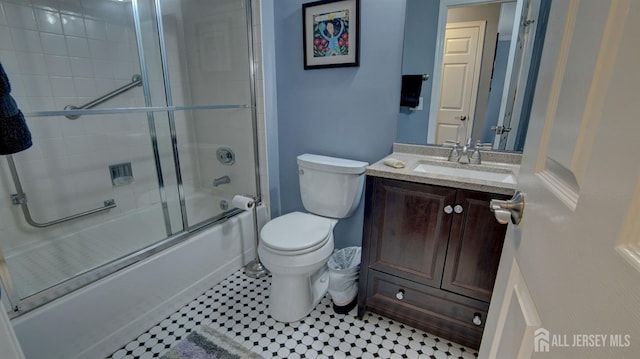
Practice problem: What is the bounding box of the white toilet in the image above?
[258,154,368,322]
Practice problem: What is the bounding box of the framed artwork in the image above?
[302,0,360,69]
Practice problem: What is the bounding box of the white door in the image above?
[480,1,640,358]
[436,21,485,144]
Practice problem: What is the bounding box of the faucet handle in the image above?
[470,148,481,164]
[470,142,492,164]
[443,140,460,162]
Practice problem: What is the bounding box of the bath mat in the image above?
[161,325,262,359]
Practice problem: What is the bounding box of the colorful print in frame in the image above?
[303,0,360,69]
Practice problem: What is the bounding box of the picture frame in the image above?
[303,0,360,70]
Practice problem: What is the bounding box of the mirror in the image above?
[397,0,548,152]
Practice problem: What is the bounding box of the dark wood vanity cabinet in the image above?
[358,176,510,349]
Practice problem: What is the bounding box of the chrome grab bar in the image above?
[6,155,116,228]
[64,74,143,120]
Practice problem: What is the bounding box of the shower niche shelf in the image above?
[110,162,134,186]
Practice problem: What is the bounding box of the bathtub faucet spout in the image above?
[213,175,231,187]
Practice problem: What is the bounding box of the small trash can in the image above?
[327,246,361,314]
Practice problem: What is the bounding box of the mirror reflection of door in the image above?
[492,0,539,150]
[430,1,513,147]
[399,0,550,151]
[436,21,486,144]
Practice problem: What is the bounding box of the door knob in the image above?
[490,191,525,225]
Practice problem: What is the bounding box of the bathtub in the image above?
[10,205,266,359]
[4,192,237,300]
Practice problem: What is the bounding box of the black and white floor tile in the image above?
[108,269,478,359]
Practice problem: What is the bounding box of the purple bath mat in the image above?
[161,325,262,359]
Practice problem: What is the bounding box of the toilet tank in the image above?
[297,154,369,218]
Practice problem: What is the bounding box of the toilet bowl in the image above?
[258,212,337,322]
[258,154,368,323]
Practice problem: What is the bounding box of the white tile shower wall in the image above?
[0,0,198,253]
[163,13,198,185]
[0,0,268,252]
[177,0,259,202]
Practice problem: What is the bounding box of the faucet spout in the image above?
[458,138,472,164]
[213,175,231,187]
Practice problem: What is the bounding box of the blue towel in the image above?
[0,62,32,155]
[0,62,10,96]
[400,74,423,108]
[0,111,32,155]
[0,92,19,118]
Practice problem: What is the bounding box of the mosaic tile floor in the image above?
[108,269,478,359]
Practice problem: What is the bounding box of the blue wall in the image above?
[396,0,440,144]
[270,0,407,248]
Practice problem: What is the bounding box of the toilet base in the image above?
[268,267,329,323]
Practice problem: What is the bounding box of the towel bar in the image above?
[63,74,143,120]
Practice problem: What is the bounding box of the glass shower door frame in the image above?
[0,0,261,317]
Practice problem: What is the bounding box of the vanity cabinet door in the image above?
[441,190,509,302]
[364,177,455,288]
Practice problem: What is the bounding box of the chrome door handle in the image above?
[490,191,525,225]
[491,125,512,135]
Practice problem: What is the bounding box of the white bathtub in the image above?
[10,205,266,359]
[4,192,234,299]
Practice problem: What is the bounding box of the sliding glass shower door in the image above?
[0,0,259,314]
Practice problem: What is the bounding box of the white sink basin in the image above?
[413,162,517,185]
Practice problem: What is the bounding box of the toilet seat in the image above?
[261,212,332,255]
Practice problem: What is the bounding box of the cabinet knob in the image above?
[473,313,482,326]
[454,205,464,214]
[396,289,405,300]
[443,205,453,214]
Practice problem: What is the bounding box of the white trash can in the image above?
[327,246,361,314]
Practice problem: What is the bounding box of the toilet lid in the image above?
[261,212,332,252]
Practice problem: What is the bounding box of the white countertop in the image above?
[366,148,521,195]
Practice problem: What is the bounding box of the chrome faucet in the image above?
[470,141,493,165]
[458,138,472,164]
[444,139,492,164]
[212,175,231,187]
[444,139,471,163]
